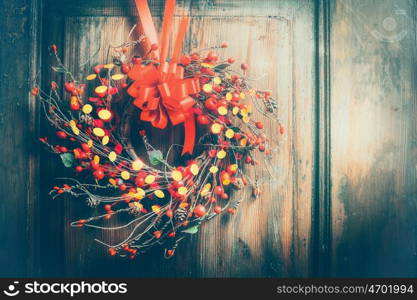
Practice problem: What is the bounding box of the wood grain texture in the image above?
[40,0,316,277]
[7,0,417,278]
[0,0,41,277]
[329,0,417,277]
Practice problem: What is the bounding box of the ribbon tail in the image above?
[135,0,160,59]
[181,114,195,155]
[172,16,189,63]
[159,0,176,63]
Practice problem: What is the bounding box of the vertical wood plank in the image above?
[0,0,41,276]
[187,1,316,277]
[330,0,417,276]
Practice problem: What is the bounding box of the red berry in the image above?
[81,143,90,153]
[193,107,203,115]
[93,169,105,180]
[227,208,236,214]
[56,131,67,139]
[245,156,252,164]
[221,192,228,200]
[193,204,206,218]
[190,53,200,61]
[70,96,80,111]
[90,160,100,170]
[75,166,83,173]
[255,121,264,129]
[241,63,248,71]
[93,119,104,128]
[153,231,162,239]
[59,146,68,153]
[214,206,222,214]
[207,51,218,62]
[197,115,210,125]
[166,210,173,218]
[280,126,284,135]
[104,204,112,211]
[208,149,217,158]
[121,63,130,74]
[221,41,229,48]
[214,186,223,196]
[227,57,235,64]
[166,250,174,257]
[205,97,218,110]
[31,87,39,96]
[108,248,117,256]
[135,177,145,187]
[64,81,75,93]
[93,65,102,74]
[180,55,191,65]
[114,144,123,154]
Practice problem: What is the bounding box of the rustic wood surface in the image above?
[0,0,41,277]
[1,0,416,277]
[39,0,316,277]
[329,0,417,277]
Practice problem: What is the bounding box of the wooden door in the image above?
[39,0,316,278]
[0,0,416,277]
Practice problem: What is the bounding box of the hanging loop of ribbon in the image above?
[130,0,199,155]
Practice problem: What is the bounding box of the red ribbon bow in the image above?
[127,62,200,155]
[130,0,200,155]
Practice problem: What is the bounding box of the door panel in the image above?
[329,0,417,276]
[2,0,415,278]
[40,0,316,277]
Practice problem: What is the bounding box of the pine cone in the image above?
[174,207,187,222]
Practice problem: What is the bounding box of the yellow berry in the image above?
[102,135,109,145]
[225,128,235,139]
[190,164,199,175]
[145,175,155,184]
[203,84,213,93]
[82,104,93,114]
[132,159,144,171]
[178,187,188,195]
[172,170,183,181]
[154,190,165,198]
[108,151,117,162]
[217,150,227,159]
[209,166,219,173]
[121,171,130,180]
[93,127,105,137]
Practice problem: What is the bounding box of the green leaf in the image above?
[182,225,199,234]
[148,150,163,165]
[60,153,75,168]
[214,63,230,72]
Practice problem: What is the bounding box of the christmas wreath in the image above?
[33,0,282,259]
